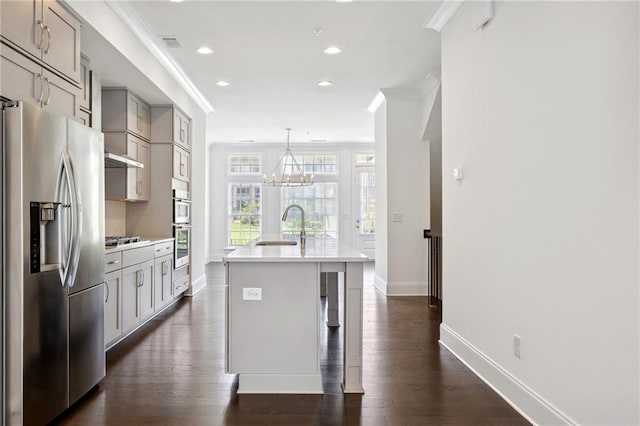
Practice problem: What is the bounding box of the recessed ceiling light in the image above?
[318,80,333,87]
[336,0,354,3]
[323,46,342,55]
[197,46,214,55]
[216,81,230,87]
[169,0,183,3]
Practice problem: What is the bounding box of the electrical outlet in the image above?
[242,287,262,301]
[514,334,522,359]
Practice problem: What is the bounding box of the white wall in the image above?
[374,102,388,285]
[207,142,374,262]
[66,1,209,291]
[374,89,431,296]
[440,2,639,424]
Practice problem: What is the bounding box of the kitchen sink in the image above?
[255,240,298,246]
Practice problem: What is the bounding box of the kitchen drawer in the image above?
[105,252,122,273]
[121,245,154,268]
[174,275,189,295]
[154,241,174,258]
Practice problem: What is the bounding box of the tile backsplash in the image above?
[105,201,126,236]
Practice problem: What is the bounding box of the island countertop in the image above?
[223,236,368,263]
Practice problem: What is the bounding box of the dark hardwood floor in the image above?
[59,262,528,426]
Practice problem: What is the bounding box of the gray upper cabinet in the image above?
[79,54,91,111]
[126,92,151,140]
[0,0,81,84]
[150,105,191,151]
[173,109,191,151]
[102,89,151,141]
[104,132,150,202]
[0,42,80,118]
[42,0,81,83]
[0,0,43,61]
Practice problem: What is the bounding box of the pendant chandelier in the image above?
[263,128,314,187]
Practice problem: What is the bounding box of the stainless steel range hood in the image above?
[104,152,143,168]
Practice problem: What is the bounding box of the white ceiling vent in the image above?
[161,36,182,48]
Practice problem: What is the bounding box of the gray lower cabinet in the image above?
[122,260,154,333]
[104,270,122,346]
[105,240,176,350]
[154,255,173,311]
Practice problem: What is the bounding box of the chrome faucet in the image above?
[282,204,306,250]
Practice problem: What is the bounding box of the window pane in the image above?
[229,183,262,246]
[279,153,337,176]
[356,153,375,165]
[229,154,261,175]
[359,171,376,235]
[282,183,338,238]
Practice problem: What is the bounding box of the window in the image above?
[284,153,337,176]
[229,154,261,175]
[228,183,262,246]
[355,153,375,165]
[281,183,338,238]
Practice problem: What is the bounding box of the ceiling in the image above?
[126,1,441,143]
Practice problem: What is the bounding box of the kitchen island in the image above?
[224,237,368,394]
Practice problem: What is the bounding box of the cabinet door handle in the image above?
[36,21,45,49]
[180,163,185,176]
[44,25,52,54]
[180,129,185,142]
[107,259,119,265]
[105,281,110,303]
[137,116,143,131]
[43,77,51,106]
[36,74,44,103]
[140,270,145,287]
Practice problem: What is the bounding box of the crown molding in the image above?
[424,0,464,32]
[417,72,441,97]
[366,91,386,114]
[106,1,214,114]
[380,87,424,100]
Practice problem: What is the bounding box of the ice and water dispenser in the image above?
[30,201,62,274]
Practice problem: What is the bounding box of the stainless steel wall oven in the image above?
[173,224,191,268]
[173,190,191,269]
[173,190,191,224]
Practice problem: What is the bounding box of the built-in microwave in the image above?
[173,224,191,268]
[173,190,190,224]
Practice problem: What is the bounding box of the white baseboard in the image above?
[374,275,427,296]
[439,323,576,426]
[185,274,207,297]
[386,281,427,296]
[374,274,387,294]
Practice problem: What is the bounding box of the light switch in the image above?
[242,287,262,301]
[453,167,464,181]
[392,213,403,222]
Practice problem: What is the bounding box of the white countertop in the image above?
[105,237,174,254]
[224,236,368,263]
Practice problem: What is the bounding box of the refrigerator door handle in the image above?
[62,151,82,288]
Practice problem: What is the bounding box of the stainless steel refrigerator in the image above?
[2,101,106,426]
